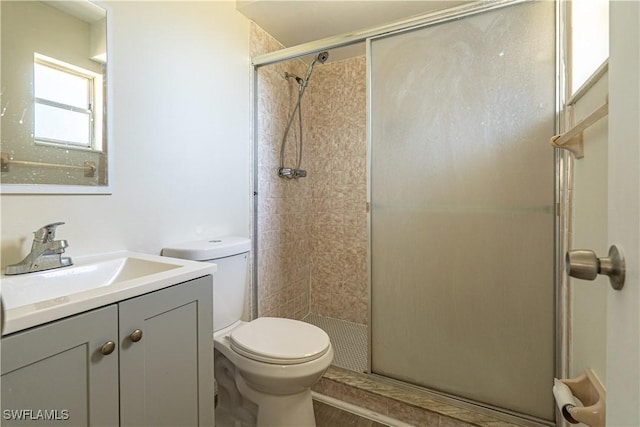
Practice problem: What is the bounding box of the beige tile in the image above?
[319,368,540,427]
[438,415,477,427]
[483,422,525,427]
[253,23,367,324]
[387,400,441,426]
[323,380,390,417]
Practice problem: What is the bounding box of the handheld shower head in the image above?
[278,50,330,180]
[302,51,330,88]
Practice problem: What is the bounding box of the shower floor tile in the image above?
[303,313,368,373]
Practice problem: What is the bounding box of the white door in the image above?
[606,1,640,425]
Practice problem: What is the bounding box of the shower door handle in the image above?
[566,244,625,290]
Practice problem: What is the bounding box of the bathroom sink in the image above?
[2,256,181,310]
[1,251,216,335]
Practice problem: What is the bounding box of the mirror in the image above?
[1,0,111,194]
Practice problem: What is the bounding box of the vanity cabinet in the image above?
[118,276,213,427]
[1,305,120,426]
[1,276,214,427]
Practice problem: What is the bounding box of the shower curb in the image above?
[313,367,551,427]
[312,391,412,427]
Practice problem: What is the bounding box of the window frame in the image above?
[33,53,104,152]
[568,0,609,96]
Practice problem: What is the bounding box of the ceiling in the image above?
[236,1,469,61]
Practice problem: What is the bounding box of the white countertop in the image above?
[1,251,216,336]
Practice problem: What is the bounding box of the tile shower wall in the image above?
[305,56,368,324]
[252,23,311,320]
[251,24,368,324]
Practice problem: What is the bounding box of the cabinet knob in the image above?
[101,341,116,355]
[130,329,143,342]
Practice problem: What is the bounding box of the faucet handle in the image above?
[34,222,66,243]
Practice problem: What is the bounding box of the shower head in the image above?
[302,51,329,88]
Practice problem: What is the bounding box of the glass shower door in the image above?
[369,1,556,421]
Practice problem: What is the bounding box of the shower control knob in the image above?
[566,245,625,290]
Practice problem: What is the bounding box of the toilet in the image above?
[162,236,334,427]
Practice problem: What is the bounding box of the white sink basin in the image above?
[1,251,216,335]
[2,256,181,310]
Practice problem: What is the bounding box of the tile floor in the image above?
[303,313,368,372]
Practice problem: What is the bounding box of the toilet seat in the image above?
[229,317,331,365]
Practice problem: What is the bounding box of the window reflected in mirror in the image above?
[34,54,103,151]
[1,0,110,193]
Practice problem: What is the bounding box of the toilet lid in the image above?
[229,317,331,365]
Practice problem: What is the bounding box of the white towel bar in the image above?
[550,100,609,159]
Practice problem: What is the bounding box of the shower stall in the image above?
[252,0,558,423]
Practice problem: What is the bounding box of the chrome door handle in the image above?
[566,244,625,290]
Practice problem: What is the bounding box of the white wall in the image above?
[570,71,608,384]
[0,1,251,265]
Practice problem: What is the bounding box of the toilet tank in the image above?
[162,236,251,331]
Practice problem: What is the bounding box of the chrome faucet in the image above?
[4,222,73,275]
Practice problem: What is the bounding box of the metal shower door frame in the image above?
[250,1,568,424]
[363,1,567,424]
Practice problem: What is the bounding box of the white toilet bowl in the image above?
[214,318,334,427]
[162,237,334,426]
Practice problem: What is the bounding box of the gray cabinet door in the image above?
[118,276,214,427]
[1,305,119,426]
